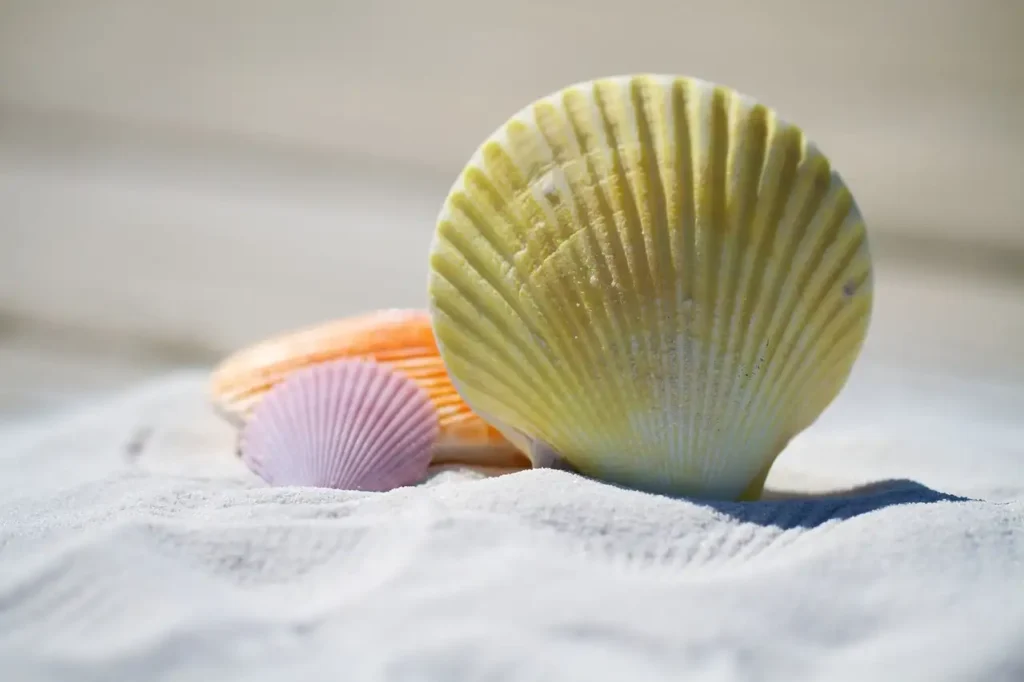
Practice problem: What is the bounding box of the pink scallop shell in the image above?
[240,359,439,491]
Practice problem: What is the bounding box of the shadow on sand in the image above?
[693,478,970,530]
[549,454,972,530]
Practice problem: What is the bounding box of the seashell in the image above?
[427,74,873,500]
[209,309,530,471]
[240,359,438,490]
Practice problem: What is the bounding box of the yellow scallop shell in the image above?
[427,74,873,500]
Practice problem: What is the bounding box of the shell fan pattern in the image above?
[209,309,529,471]
[427,74,873,500]
[240,359,439,491]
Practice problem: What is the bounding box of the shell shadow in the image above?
[546,460,970,530]
[692,478,971,530]
[551,456,970,529]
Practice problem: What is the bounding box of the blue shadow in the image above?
[693,479,971,530]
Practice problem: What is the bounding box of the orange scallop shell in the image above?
[209,309,530,471]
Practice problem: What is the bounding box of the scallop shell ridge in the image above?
[240,359,439,491]
[209,309,440,424]
[209,309,527,470]
[427,73,873,499]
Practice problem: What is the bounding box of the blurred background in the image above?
[1,0,1022,425]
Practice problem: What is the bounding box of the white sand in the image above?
[1,363,1021,682]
